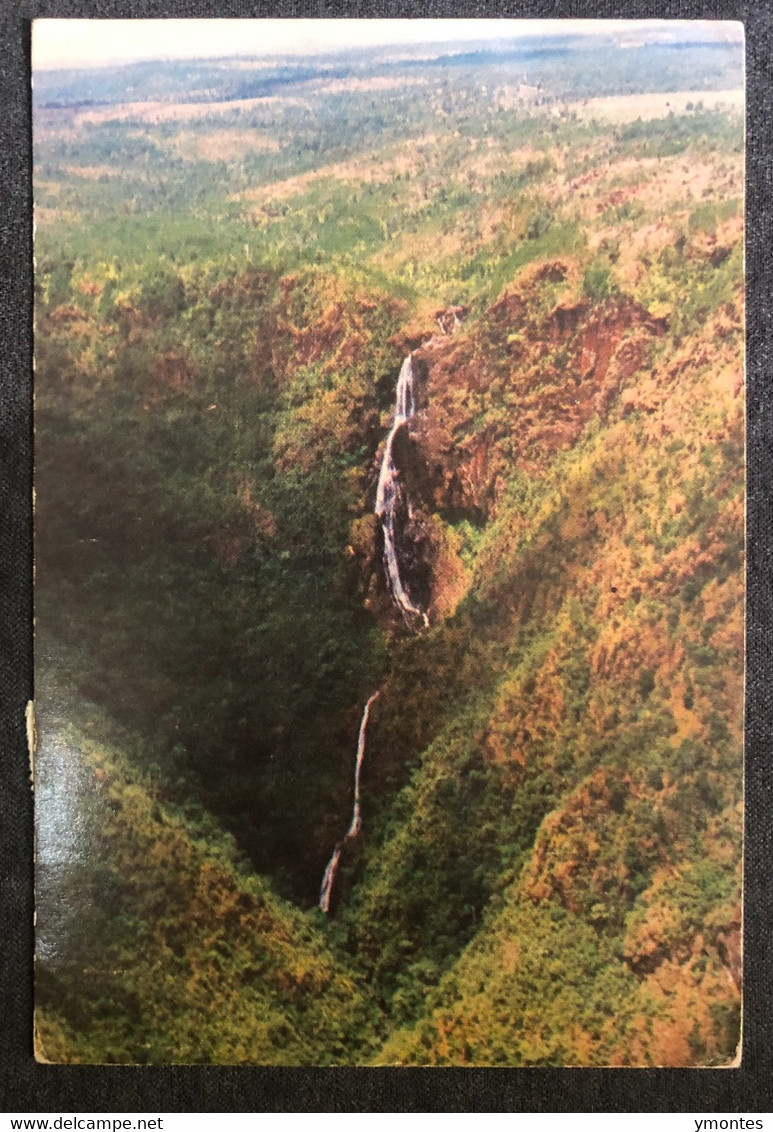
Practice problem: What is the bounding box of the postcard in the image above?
[33,18,744,1065]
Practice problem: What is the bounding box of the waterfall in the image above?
[375,355,429,628]
[319,355,433,912]
[319,691,380,914]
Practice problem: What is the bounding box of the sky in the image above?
[32,17,743,72]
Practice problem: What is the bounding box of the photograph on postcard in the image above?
[32,18,744,1066]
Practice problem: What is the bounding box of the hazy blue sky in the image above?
[32,18,742,71]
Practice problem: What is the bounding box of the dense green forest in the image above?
[34,28,744,1065]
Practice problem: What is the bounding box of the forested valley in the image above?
[33,28,744,1065]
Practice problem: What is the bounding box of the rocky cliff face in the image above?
[369,265,675,628]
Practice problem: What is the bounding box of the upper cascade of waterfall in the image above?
[375,354,429,629]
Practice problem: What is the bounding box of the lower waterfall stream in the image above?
[318,691,380,913]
